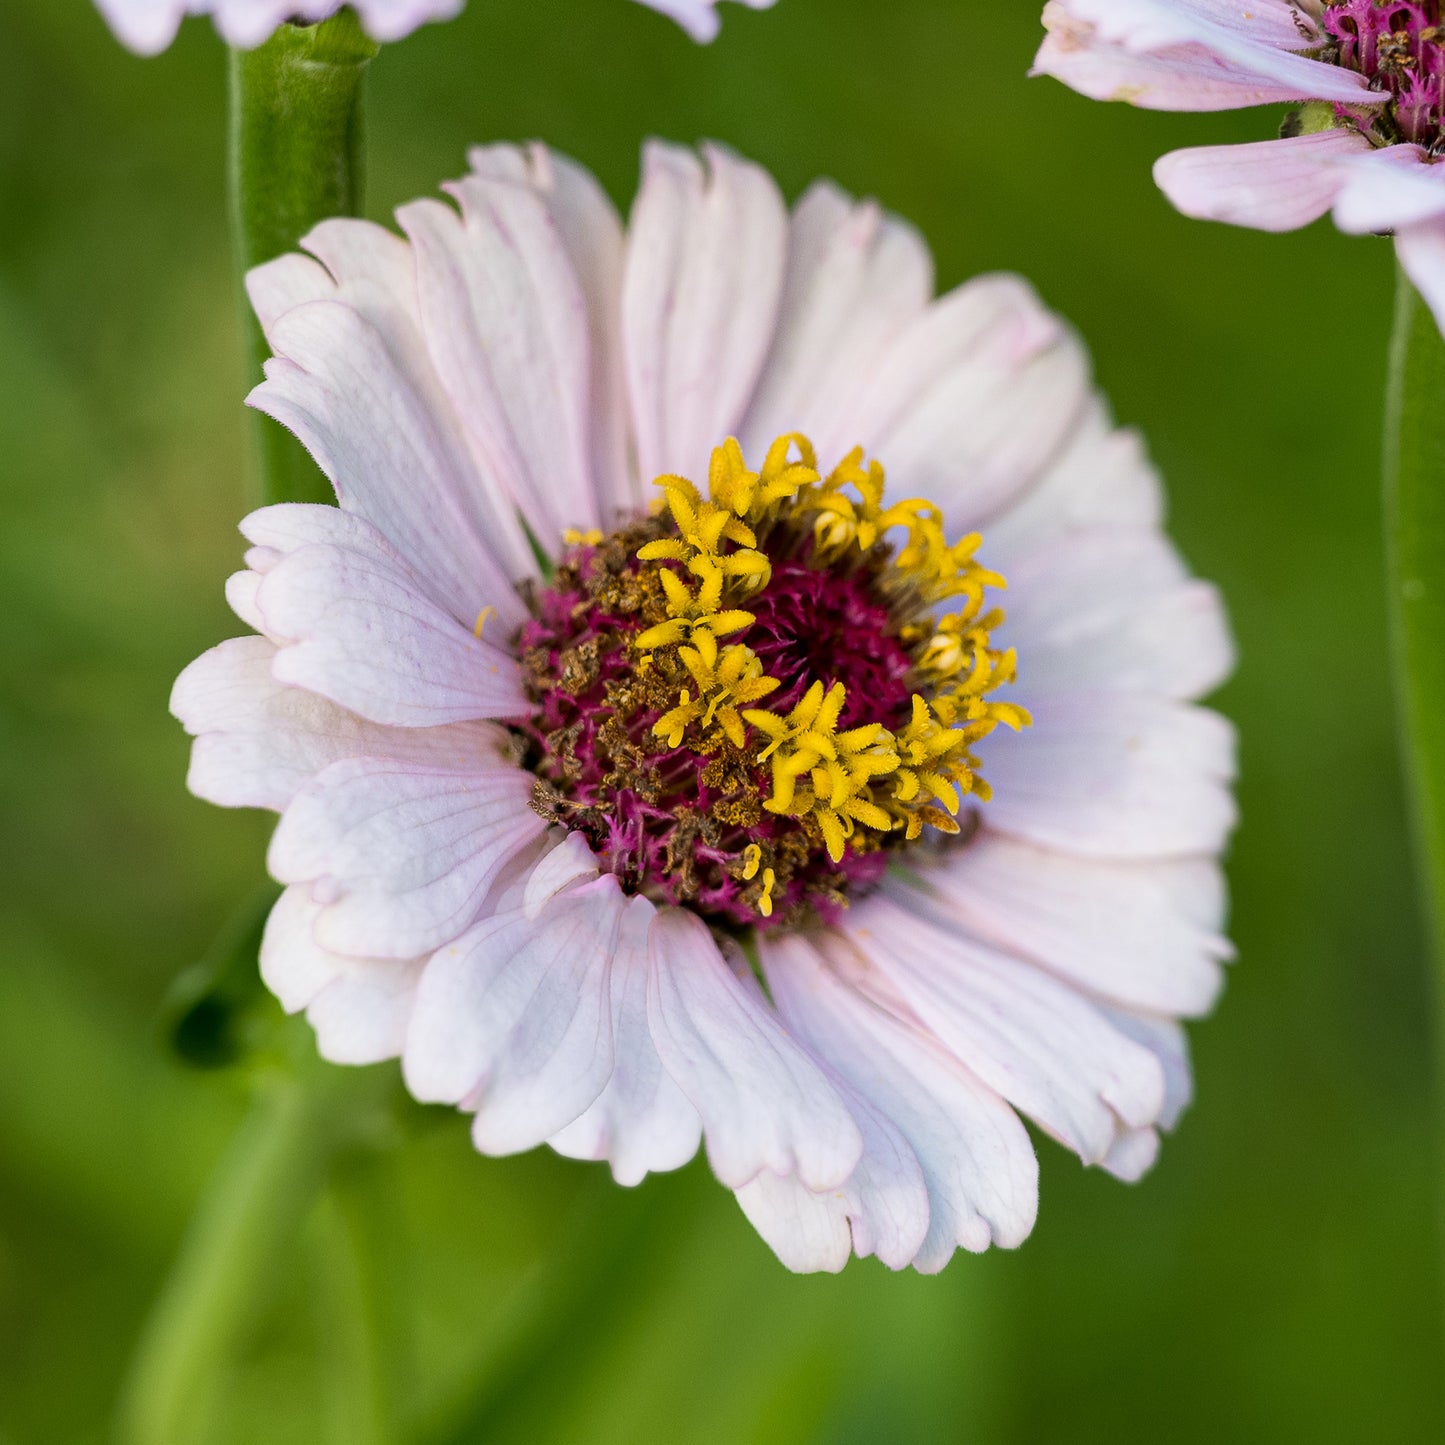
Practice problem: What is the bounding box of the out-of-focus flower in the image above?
[634,0,775,43]
[96,0,459,51]
[96,0,771,53]
[1034,0,1445,327]
[173,141,1236,1272]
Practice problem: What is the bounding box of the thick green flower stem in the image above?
[117,1059,391,1445]
[228,12,378,505]
[1384,270,1445,1207]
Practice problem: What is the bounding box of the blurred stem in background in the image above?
[119,22,394,1444]
[1383,269,1445,1283]
[228,12,377,505]
[118,1047,398,1445]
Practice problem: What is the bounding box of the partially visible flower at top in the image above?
[96,0,771,53]
[172,140,1236,1272]
[1033,0,1445,329]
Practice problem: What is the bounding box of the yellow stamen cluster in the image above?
[634,435,1031,863]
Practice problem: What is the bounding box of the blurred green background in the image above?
[1,1,1442,1440]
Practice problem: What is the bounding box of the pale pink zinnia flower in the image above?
[172,141,1236,1272]
[97,0,769,53]
[1034,0,1445,328]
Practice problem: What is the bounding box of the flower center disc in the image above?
[1322,1,1445,148]
[514,434,1029,931]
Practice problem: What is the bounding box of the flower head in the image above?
[1034,0,1445,329]
[96,0,771,53]
[174,141,1236,1271]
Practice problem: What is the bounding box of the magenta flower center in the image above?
[1323,0,1445,146]
[511,435,1029,933]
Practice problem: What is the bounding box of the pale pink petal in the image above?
[467,144,638,521]
[397,170,604,548]
[842,895,1167,1166]
[268,758,544,958]
[255,539,526,726]
[1002,527,1234,701]
[521,830,600,918]
[96,0,462,53]
[247,246,536,606]
[633,0,776,42]
[1395,220,1445,336]
[1101,1007,1194,1129]
[1332,145,1445,234]
[548,896,704,1184]
[1033,0,1376,111]
[259,885,423,1065]
[981,399,1163,567]
[762,933,1038,1270]
[622,142,787,482]
[402,881,623,1148]
[93,0,185,53]
[1101,1127,1160,1182]
[980,694,1237,858]
[467,880,626,1155]
[737,180,933,461]
[732,1169,854,1273]
[1155,130,1371,233]
[171,634,508,812]
[849,275,1091,529]
[887,838,1229,1018]
[645,908,863,1190]
[734,1079,926,1273]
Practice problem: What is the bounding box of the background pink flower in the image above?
[95,0,773,53]
[1034,0,1445,328]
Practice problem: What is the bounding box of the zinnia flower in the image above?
[1034,0,1445,328]
[172,140,1236,1272]
[97,0,770,53]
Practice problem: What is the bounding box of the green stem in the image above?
[1384,274,1445,976]
[227,11,378,505]
[117,1060,364,1445]
[1384,268,1445,1223]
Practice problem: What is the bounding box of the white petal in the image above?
[398,170,603,549]
[403,880,623,1146]
[1154,132,1369,233]
[1100,1007,1194,1130]
[737,180,933,461]
[268,758,544,958]
[522,829,600,918]
[982,399,1164,567]
[1033,0,1377,111]
[848,274,1091,528]
[548,896,703,1184]
[645,908,863,1190]
[1331,144,1445,235]
[733,1168,855,1274]
[171,634,507,813]
[980,694,1237,858]
[1396,221,1445,338]
[466,144,638,522]
[256,539,527,726]
[734,1069,929,1273]
[259,885,422,1065]
[623,142,787,482]
[763,932,1039,1270]
[1002,527,1234,702]
[1101,1127,1160,1182]
[888,838,1229,1018]
[248,284,535,615]
[633,0,776,42]
[842,895,1167,1166]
